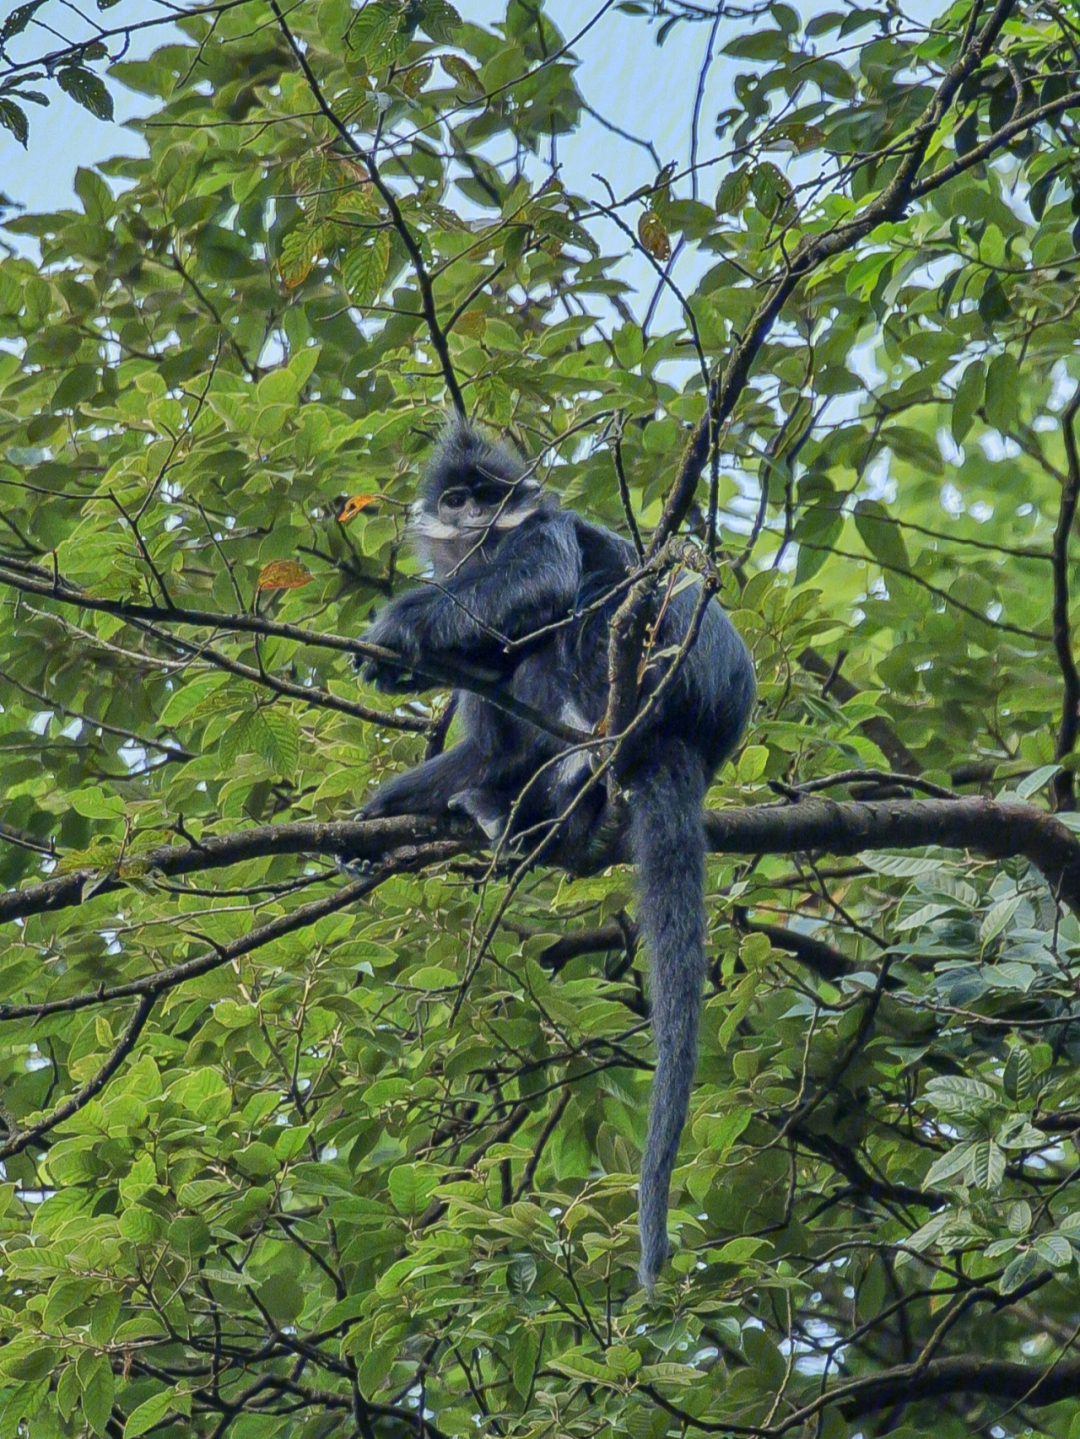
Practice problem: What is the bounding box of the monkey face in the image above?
[434,480,535,532]
[411,476,542,574]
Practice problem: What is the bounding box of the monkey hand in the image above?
[357,599,428,692]
[357,786,399,820]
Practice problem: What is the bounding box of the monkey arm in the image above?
[363,516,581,689]
[428,516,581,646]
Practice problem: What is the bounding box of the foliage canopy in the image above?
[5,0,1080,1436]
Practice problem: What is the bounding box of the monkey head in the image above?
[410,418,545,576]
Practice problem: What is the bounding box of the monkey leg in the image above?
[360,742,482,821]
[447,787,510,842]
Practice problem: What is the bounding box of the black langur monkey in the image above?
[358,419,755,1287]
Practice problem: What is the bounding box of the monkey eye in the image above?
[441,488,469,510]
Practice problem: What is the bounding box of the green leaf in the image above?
[80,1354,114,1437]
[56,65,114,121]
[258,709,301,774]
[1015,763,1060,799]
[968,1139,1006,1190]
[168,1215,211,1256]
[551,1348,619,1384]
[896,1211,949,1264]
[978,272,1010,325]
[716,165,751,214]
[342,229,391,306]
[170,1067,232,1122]
[442,53,485,99]
[0,98,27,147]
[256,1274,304,1323]
[999,1249,1041,1293]
[924,1076,998,1119]
[925,1142,977,1187]
[713,1236,766,1264]
[951,359,984,443]
[853,498,909,571]
[997,1117,1048,1149]
[984,352,1020,433]
[124,1389,175,1437]
[279,219,331,288]
[507,1252,537,1294]
[895,902,951,932]
[881,425,943,475]
[419,0,462,42]
[1003,1047,1033,1103]
[0,1343,59,1382]
[860,854,944,877]
[389,1163,438,1218]
[724,30,789,60]
[119,1206,165,1244]
[511,1327,540,1396]
[1033,1233,1073,1268]
[0,1,46,44]
[980,894,1020,945]
[90,1292,122,1345]
[1006,1200,1032,1235]
[793,502,843,583]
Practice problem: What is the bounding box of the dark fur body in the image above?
[360,421,756,1285]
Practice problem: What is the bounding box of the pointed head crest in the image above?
[418,417,533,506]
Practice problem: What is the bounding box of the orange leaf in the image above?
[638,210,672,262]
[337,494,381,523]
[257,560,315,592]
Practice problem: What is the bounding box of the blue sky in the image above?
[0,1,731,247]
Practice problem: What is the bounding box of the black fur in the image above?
[358,419,756,1286]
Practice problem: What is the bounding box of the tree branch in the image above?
[647,0,1024,553]
[0,815,465,929]
[839,1350,1080,1419]
[267,0,465,415]
[0,991,156,1159]
[4,795,1080,938]
[1052,386,1080,809]
[705,794,1080,914]
[0,841,461,1021]
[0,563,588,744]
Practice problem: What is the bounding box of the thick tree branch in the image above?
[838,1349,1080,1418]
[3,796,1079,936]
[791,1124,946,1210]
[705,795,1080,914]
[0,815,465,929]
[733,913,851,982]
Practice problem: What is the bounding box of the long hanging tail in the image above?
[628,738,708,1290]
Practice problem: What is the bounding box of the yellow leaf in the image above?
[256,560,315,592]
[278,220,331,289]
[454,309,486,338]
[337,494,381,523]
[441,54,484,100]
[400,61,432,98]
[638,210,671,262]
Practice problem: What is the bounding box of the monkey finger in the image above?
[336,854,374,879]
